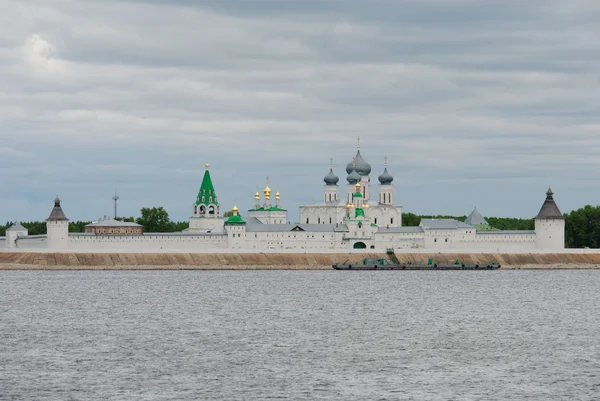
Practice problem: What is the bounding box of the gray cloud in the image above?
[1,0,600,222]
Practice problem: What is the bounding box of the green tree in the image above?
[564,205,600,248]
[402,212,421,226]
[172,221,190,232]
[136,207,172,232]
[69,221,92,233]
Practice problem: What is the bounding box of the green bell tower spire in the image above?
[192,163,221,219]
[196,163,219,207]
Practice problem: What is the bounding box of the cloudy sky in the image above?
[2,0,600,223]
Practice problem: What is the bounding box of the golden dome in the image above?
[263,185,271,195]
[205,163,210,169]
[255,191,260,199]
[364,204,369,209]
[232,205,239,212]
[346,203,352,209]
[275,192,280,199]
[355,182,361,189]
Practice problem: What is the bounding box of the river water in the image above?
[1,270,599,400]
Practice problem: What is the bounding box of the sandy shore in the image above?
[1,263,599,270]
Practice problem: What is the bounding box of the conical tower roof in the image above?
[6,222,27,232]
[196,164,219,206]
[465,207,487,226]
[535,187,564,220]
[46,196,69,222]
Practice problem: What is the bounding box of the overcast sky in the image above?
[2,0,600,223]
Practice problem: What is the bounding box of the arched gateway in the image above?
[353,242,367,249]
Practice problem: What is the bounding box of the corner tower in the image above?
[535,187,565,250]
[46,196,69,249]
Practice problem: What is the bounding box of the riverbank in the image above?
[1,252,600,269]
[1,263,600,270]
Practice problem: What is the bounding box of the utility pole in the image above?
[112,190,119,219]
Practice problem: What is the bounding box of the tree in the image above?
[172,221,190,232]
[136,207,172,233]
[69,221,92,233]
[564,205,600,248]
[402,212,421,226]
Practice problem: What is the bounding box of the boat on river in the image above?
[332,250,501,270]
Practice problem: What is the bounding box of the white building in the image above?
[2,143,566,253]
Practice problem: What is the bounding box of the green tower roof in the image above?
[355,208,365,218]
[196,167,219,206]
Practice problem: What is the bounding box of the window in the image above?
[375,218,378,224]
[306,218,309,224]
[329,217,332,224]
[391,218,394,224]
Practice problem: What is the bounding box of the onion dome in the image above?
[255,192,260,200]
[378,168,394,185]
[275,192,280,199]
[346,168,360,184]
[232,205,239,213]
[324,168,339,186]
[345,150,371,176]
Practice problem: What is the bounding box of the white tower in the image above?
[534,187,565,250]
[5,222,28,249]
[46,196,69,249]
[225,205,246,249]
[324,157,339,204]
[378,156,394,205]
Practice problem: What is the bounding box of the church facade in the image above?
[1,143,565,252]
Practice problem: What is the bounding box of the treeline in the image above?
[0,206,190,236]
[401,212,534,230]
[4,205,600,248]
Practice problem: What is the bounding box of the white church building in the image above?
[1,143,565,252]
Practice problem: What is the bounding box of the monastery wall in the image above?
[68,234,228,251]
[1,251,600,268]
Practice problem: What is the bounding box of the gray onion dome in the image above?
[378,167,394,185]
[347,168,360,184]
[345,150,371,176]
[324,168,339,186]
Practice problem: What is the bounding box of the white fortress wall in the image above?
[67,233,228,251]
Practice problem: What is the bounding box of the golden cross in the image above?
[330,156,333,169]
[384,156,388,168]
[357,136,361,150]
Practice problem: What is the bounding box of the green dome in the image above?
[226,215,245,224]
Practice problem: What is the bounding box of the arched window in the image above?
[329,217,332,224]
[199,205,206,214]
[391,217,394,225]
[375,218,378,224]
[318,217,321,224]
[306,218,309,224]
[208,205,215,215]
